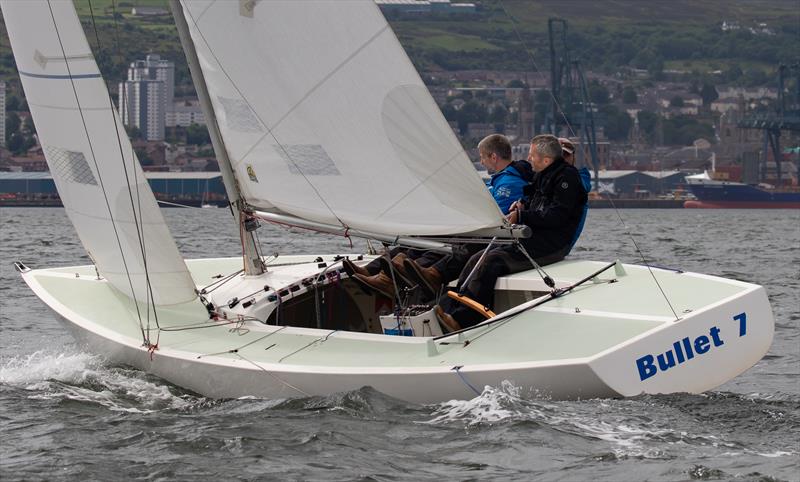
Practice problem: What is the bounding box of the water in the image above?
[1,208,798,481]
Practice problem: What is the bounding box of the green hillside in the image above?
[1,0,798,90]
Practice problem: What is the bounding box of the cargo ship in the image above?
[684,172,800,209]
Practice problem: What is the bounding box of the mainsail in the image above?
[2,1,197,305]
[177,0,506,237]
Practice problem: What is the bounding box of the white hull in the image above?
[19,257,774,403]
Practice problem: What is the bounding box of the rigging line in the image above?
[234,352,311,397]
[179,5,381,229]
[45,0,147,343]
[452,366,482,396]
[496,1,677,319]
[156,200,209,209]
[196,326,287,358]
[278,330,338,363]
[157,319,252,332]
[496,0,578,139]
[87,0,162,337]
[200,268,244,294]
[609,208,681,321]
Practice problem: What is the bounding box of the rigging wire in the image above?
[496,0,681,321]
[45,0,150,344]
[86,0,163,344]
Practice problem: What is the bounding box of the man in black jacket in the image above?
[436,134,587,332]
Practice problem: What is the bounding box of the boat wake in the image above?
[423,380,799,461]
[0,349,205,413]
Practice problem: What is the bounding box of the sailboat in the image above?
[4,1,774,403]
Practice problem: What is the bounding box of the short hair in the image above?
[530,134,562,160]
[478,134,512,161]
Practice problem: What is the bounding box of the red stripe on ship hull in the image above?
[684,200,800,209]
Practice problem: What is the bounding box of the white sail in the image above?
[178,0,505,237]
[2,1,196,305]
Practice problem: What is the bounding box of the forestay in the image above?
[2,1,196,306]
[178,0,505,236]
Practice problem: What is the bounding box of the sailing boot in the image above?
[352,272,396,300]
[342,258,371,278]
[434,305,461,333]
[404,258,442,300]
[390,253,410,279]
[378,252,413,286]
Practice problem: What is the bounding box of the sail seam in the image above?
[18,70,100,79]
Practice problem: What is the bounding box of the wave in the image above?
[0,349,205,413]
[422,381,800,460]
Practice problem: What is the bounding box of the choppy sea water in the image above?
[1,207,798,481]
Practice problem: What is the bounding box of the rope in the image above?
[610,209,681,321]
[278,330,338,363]
[90,0,163,345]
[452,366,481,396]
[196,326,287,359]
[234,352,311,397]
[496,2,680,321]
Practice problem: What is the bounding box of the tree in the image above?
[488,105,508,124]
[7,133,24,154]
[600,105,632,141]
[453,101,488,135]
[22,115,36,135]
[506,79,526,88]
[622,86,638,104]
[125,125,142,140]
[637,110,659,142]
[5,94,20,112]
[5,112,20,139]
[186,123,211,146]
[588,80,610,104]
[700,83,718,106]
[670,96,685,108]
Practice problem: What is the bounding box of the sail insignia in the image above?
[239,0,259,18]
[275,145,341,176]
[218,97,264,133]
[45,147,98,186]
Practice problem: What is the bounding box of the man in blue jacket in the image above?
[481,134,533,215]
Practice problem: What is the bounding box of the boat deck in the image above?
[26,256,752,370]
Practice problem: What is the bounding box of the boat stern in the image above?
[589,283,774,397]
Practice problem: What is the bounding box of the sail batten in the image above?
[178,0,506,237]
[2,1,197,306]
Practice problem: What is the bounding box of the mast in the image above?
[169,0,264,275]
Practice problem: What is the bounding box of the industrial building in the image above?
[0,171,226,206]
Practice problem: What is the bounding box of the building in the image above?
[376,0,476,15]
[130,6,169,16]
[0,171,227,205]
[166,99,205,127]
[118,54,175,141]
[0,81,5,148]
[591,170,658,197]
